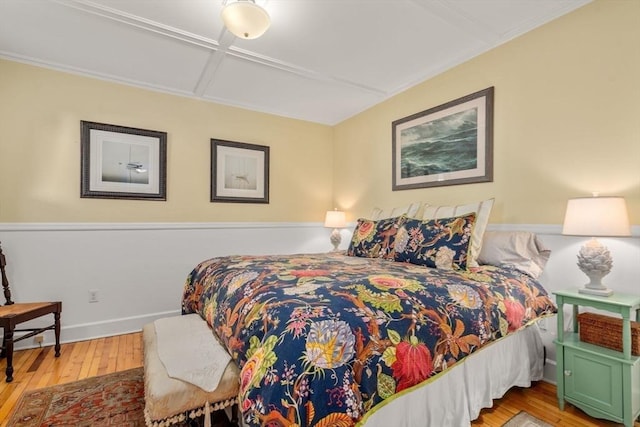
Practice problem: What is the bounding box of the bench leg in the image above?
[230,403,239,426]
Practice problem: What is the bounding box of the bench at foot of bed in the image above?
[142,316,240,427]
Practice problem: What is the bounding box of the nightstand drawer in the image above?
[564,347,623,418]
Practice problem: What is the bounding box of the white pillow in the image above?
[370,202,420,220]
[477,231,551,278]
[421,198,494,268]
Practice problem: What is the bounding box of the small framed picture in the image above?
[80,121,167,200]
[392,87,494,190]
[211,139,269,204]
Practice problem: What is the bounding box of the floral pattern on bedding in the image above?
[181,252,556,427]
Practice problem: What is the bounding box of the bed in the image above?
[181,242,556,426]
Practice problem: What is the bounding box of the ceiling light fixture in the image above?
[221,0,270,40]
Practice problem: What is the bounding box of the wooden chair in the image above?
[0,241,61,382]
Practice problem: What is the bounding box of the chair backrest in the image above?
[0,242,15,305]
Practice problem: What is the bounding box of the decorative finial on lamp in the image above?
[562,195,631,296]
[324,209,346,252]
[221,0,270,40]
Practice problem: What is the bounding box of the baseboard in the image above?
[13,309,181,350]
[543,359,557,384]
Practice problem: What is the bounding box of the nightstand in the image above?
[554,289,640,427]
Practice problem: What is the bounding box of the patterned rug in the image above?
[502,410,553,427]
[7,367,234,427]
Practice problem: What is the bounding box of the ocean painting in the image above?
[400,108,478,179]
[392,86,493,190]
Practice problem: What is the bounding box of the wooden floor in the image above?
[0,333,636,427]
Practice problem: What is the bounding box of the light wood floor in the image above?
[0,333,636,427]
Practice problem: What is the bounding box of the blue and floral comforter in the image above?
[181,252,556,427]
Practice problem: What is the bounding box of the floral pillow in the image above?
[421,198,494,268]
[394,213,476,270]
[347,215,407,259]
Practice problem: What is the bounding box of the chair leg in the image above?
[4,329,13,382]
[0,330,6,358]
[54,311,61,357]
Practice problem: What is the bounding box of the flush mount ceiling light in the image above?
[221,0,270,40]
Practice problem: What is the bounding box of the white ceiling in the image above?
[0,0,590,125]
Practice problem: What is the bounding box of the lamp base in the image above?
[576,238,614,297]
[329,228,342,252]
[578,286,613,297]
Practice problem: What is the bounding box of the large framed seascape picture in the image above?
[392,87,494,190]
[80,121,167,200]
[211,139,269,204]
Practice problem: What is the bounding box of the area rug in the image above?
[7,367,233,427]
[502,410,553,427]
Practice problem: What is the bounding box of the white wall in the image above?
[1,223,638,384]
[0,223,338,345]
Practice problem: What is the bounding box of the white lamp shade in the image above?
[221,1,270,39]
[562,196,631,237]
[324,210,346,228]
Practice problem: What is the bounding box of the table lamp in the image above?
[562,196,631,296]
[324,209,346,251]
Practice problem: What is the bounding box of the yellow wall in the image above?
[1,0,638,226]
[0,60,333,222]
[333,0,640,225]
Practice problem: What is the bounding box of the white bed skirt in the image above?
[359,324,545,427]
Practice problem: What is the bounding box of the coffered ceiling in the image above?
[0,0,591,125]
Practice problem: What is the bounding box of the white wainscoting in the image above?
[0,222,638,385]
[0,222,337,347]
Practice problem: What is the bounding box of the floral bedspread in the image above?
[181,252,556,427]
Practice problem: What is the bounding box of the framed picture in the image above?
[211,139,269,203]
[80,121,167,200]
[392,87,494,191]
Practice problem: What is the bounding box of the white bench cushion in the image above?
[143,317,240,426]
[154,314,231,391]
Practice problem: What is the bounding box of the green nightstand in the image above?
[554,289,640,427]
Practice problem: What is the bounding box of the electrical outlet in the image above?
[34,335,44,344]
[88,289,99,303]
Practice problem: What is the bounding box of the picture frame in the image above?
[392,87,494,191]
[211,139,269,204]
[80,121,167,200]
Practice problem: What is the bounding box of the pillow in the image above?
[477,231,551,278]
[394,213,476,270]
[421,198,494,268]
[347,215,407,259]
[370,202,420,220]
